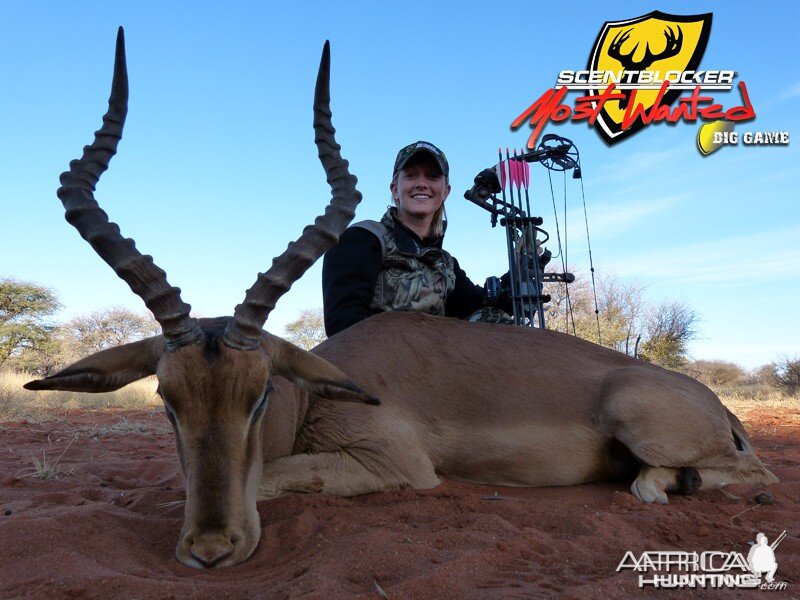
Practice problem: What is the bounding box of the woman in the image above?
[322,141,511,337]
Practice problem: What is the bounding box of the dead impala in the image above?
[26,29,777,569]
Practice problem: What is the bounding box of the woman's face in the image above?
[390,153,451,223]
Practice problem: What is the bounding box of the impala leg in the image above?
[631,466,701,504]
[259,451,439,499]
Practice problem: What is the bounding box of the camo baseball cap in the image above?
[393,141,449,178]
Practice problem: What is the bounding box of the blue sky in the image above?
[1,1,797,368]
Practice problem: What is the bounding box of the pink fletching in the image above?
[510,157,521,188]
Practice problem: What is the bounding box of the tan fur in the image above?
[286,312,776,500]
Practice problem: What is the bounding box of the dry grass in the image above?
[0,370,161,423]
[715,384,800,416]
[17,436,78,480]
[76,416,172,437]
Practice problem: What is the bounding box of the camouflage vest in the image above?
[352,209,456,316]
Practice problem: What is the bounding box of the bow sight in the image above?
[464,134,582,328]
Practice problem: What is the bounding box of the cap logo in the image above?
[415,142,439,154]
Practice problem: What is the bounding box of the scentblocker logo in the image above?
[511,11,757,148]
[585,11,713,144]
[617,531,788,590]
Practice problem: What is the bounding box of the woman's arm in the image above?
[322,227,382,336]
[444,257,486,319]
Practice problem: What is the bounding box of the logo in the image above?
[588,11,711,144]
[616,530,788,590]
[510,11,765,150]
[697,121,790,155]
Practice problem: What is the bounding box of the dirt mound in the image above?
[1,407,797,599]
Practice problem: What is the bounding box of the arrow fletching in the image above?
[496,153,507,190]
[522,159,530,190]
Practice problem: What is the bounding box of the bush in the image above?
[685,360,747,387]
[773,356,800,395]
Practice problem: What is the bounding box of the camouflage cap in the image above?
[393,141,449,178]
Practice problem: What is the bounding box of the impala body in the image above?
[27,29,777,569]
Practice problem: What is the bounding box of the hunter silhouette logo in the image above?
[747,532,784,584]
[589,11,712,144]
[511,11,755,149]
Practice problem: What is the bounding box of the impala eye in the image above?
[249,395,268,424]
[250,381,273,423]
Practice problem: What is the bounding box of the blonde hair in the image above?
[391,173,448,239]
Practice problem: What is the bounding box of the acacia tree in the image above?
[0,278,60,366]
[61,306,161,358]
[283,308,327,350]
[638,300,698,370]
[13,306,161,375]
[684,359,746,387]
[773,356,800,395]
[9,333,67,376]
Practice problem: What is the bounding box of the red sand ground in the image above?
[0,406,797,599]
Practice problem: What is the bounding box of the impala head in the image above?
[25,28,374,568]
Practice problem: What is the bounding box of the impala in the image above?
[27,29,777,569]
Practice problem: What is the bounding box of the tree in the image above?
[752,363,779,388]
[9,333,68,377]
[0,278,60,366]
[61,306,161,358]
[10,305,161,375]
[283,308,326,350]
[684,359,746,387]
[773,356,800,395]
[638,300,698,370]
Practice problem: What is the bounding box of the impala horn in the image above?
[223,41,363,350]
[58,27,202,351]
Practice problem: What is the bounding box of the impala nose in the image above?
[189,532,236,568]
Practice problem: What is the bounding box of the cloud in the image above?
[614,224,800,286]
[778,81,800,101]
[583,194,687,233]
[590,147,686,186]
[545,193,687,245]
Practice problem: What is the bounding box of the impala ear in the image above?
[24,336,167,393]
[267,335,379,405]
